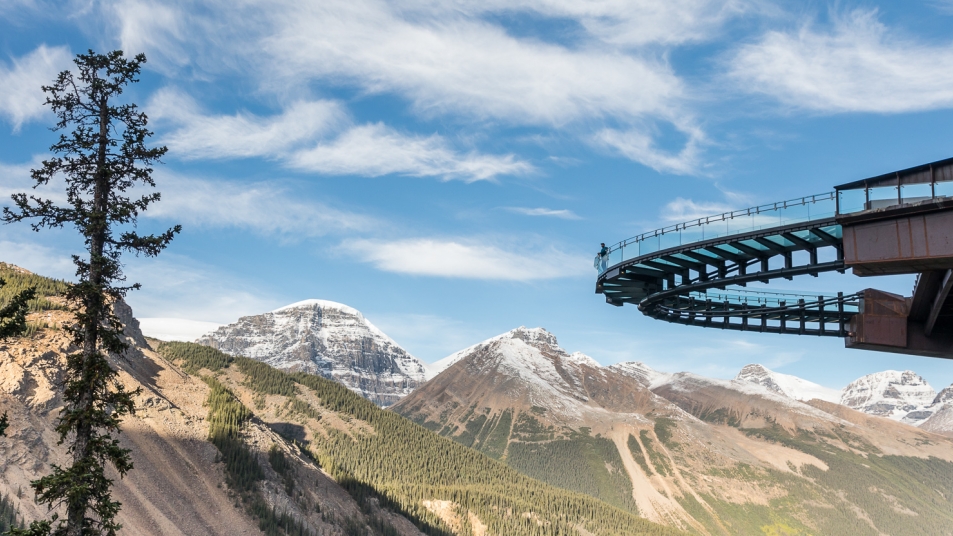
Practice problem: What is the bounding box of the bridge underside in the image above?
[597,159,953,359]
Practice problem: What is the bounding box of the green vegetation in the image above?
[653,417,678,449]
[627,434,652,475]
[506,430,639,515]
[158,342,683,536]
[268,445,295,496]
[639,430,671,477]
[4,50,182,536]
[202,375,314,536]
[156,341,233,373]
[0,494,22,533]
[0,264,67,313]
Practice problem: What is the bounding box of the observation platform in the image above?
[596,157,953,359]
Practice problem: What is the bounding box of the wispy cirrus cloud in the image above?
[0,45,72,131]
[150,89,346,160]
[420,0,754,47]
[503,207,582,220]
[150,90,531,181]
[102,0,717,175]
[289,124,533,182]
[341,237,587,280]
[729,9,953,113]
[660,197,734,222]
[144,172,374,237]
[594,124,706,175]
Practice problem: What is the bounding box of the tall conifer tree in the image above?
[2,50,180,536]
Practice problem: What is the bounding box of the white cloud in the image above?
[729,9,953,113]
[144,172,374,237]
[152,90,530,181]
[290,124,533,181]
[595,124,705,175]
[150,89,346,159]
[341,237,587,280]
[416,0,752,47]
[0,45,72,130]
[105,0,709,173]
[0,240,76,280]
[137,317,223,342]
[261,0,685,126]
[111,0,188,69]
[504,207,582,220]
[661,197,734,222]
[122,252,278,323]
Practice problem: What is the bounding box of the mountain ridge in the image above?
[196,300,428,406]
[395,326,953,535]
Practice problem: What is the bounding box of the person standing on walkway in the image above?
[597,243,609,273]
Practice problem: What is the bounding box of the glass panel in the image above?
[838,188,866,214]
[809,197,836,219]
[900,183,933,205]
[659,230,682,251]
[936,178,953,200]
[867,185,899,210]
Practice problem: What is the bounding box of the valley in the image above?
[2,264,952,535]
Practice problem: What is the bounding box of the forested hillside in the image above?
[156,341,683,536]
[394,328,953,535]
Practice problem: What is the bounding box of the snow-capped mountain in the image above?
[196,299,427,406]
[394,325,953,532]
[839,370,936,424]
[734,364,841,403]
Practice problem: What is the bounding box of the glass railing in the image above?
[689,288,860,313]
[596,192,836,275]
[837,174,953,215]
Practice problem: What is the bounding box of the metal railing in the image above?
[596,192,836,275]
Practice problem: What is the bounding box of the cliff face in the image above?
[197,299,427,406]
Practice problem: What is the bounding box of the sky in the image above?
[2,0,953,391]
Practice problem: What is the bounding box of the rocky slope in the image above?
[0,305,421,535]
[1,272,677,536]
[197,299,427,406]
[394,327,953,536]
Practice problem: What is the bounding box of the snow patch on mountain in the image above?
[735,364,841,403]
[608,361,672,389]
[426,326,575,380]
[565,351,600,368]
[197,300,427,406]
[840,370,936,424]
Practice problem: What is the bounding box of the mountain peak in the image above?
[197,300,427,405]
[840,370,936,422]
[734,363,840,403]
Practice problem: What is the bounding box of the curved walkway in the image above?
[595,194,859,337]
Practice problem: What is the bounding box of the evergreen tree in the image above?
[2,50,180,536]
[0,276,36,439]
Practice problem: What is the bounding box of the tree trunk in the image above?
[65,94,110,536]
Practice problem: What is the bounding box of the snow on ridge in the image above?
[565,351,600,368]
[609,361,672,389]
[271,299,360,316]
[426,326,563,379]
[735,364,841,403]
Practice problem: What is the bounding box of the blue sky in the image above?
[2,0,953,390]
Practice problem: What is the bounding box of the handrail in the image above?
[606,192,835,254]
